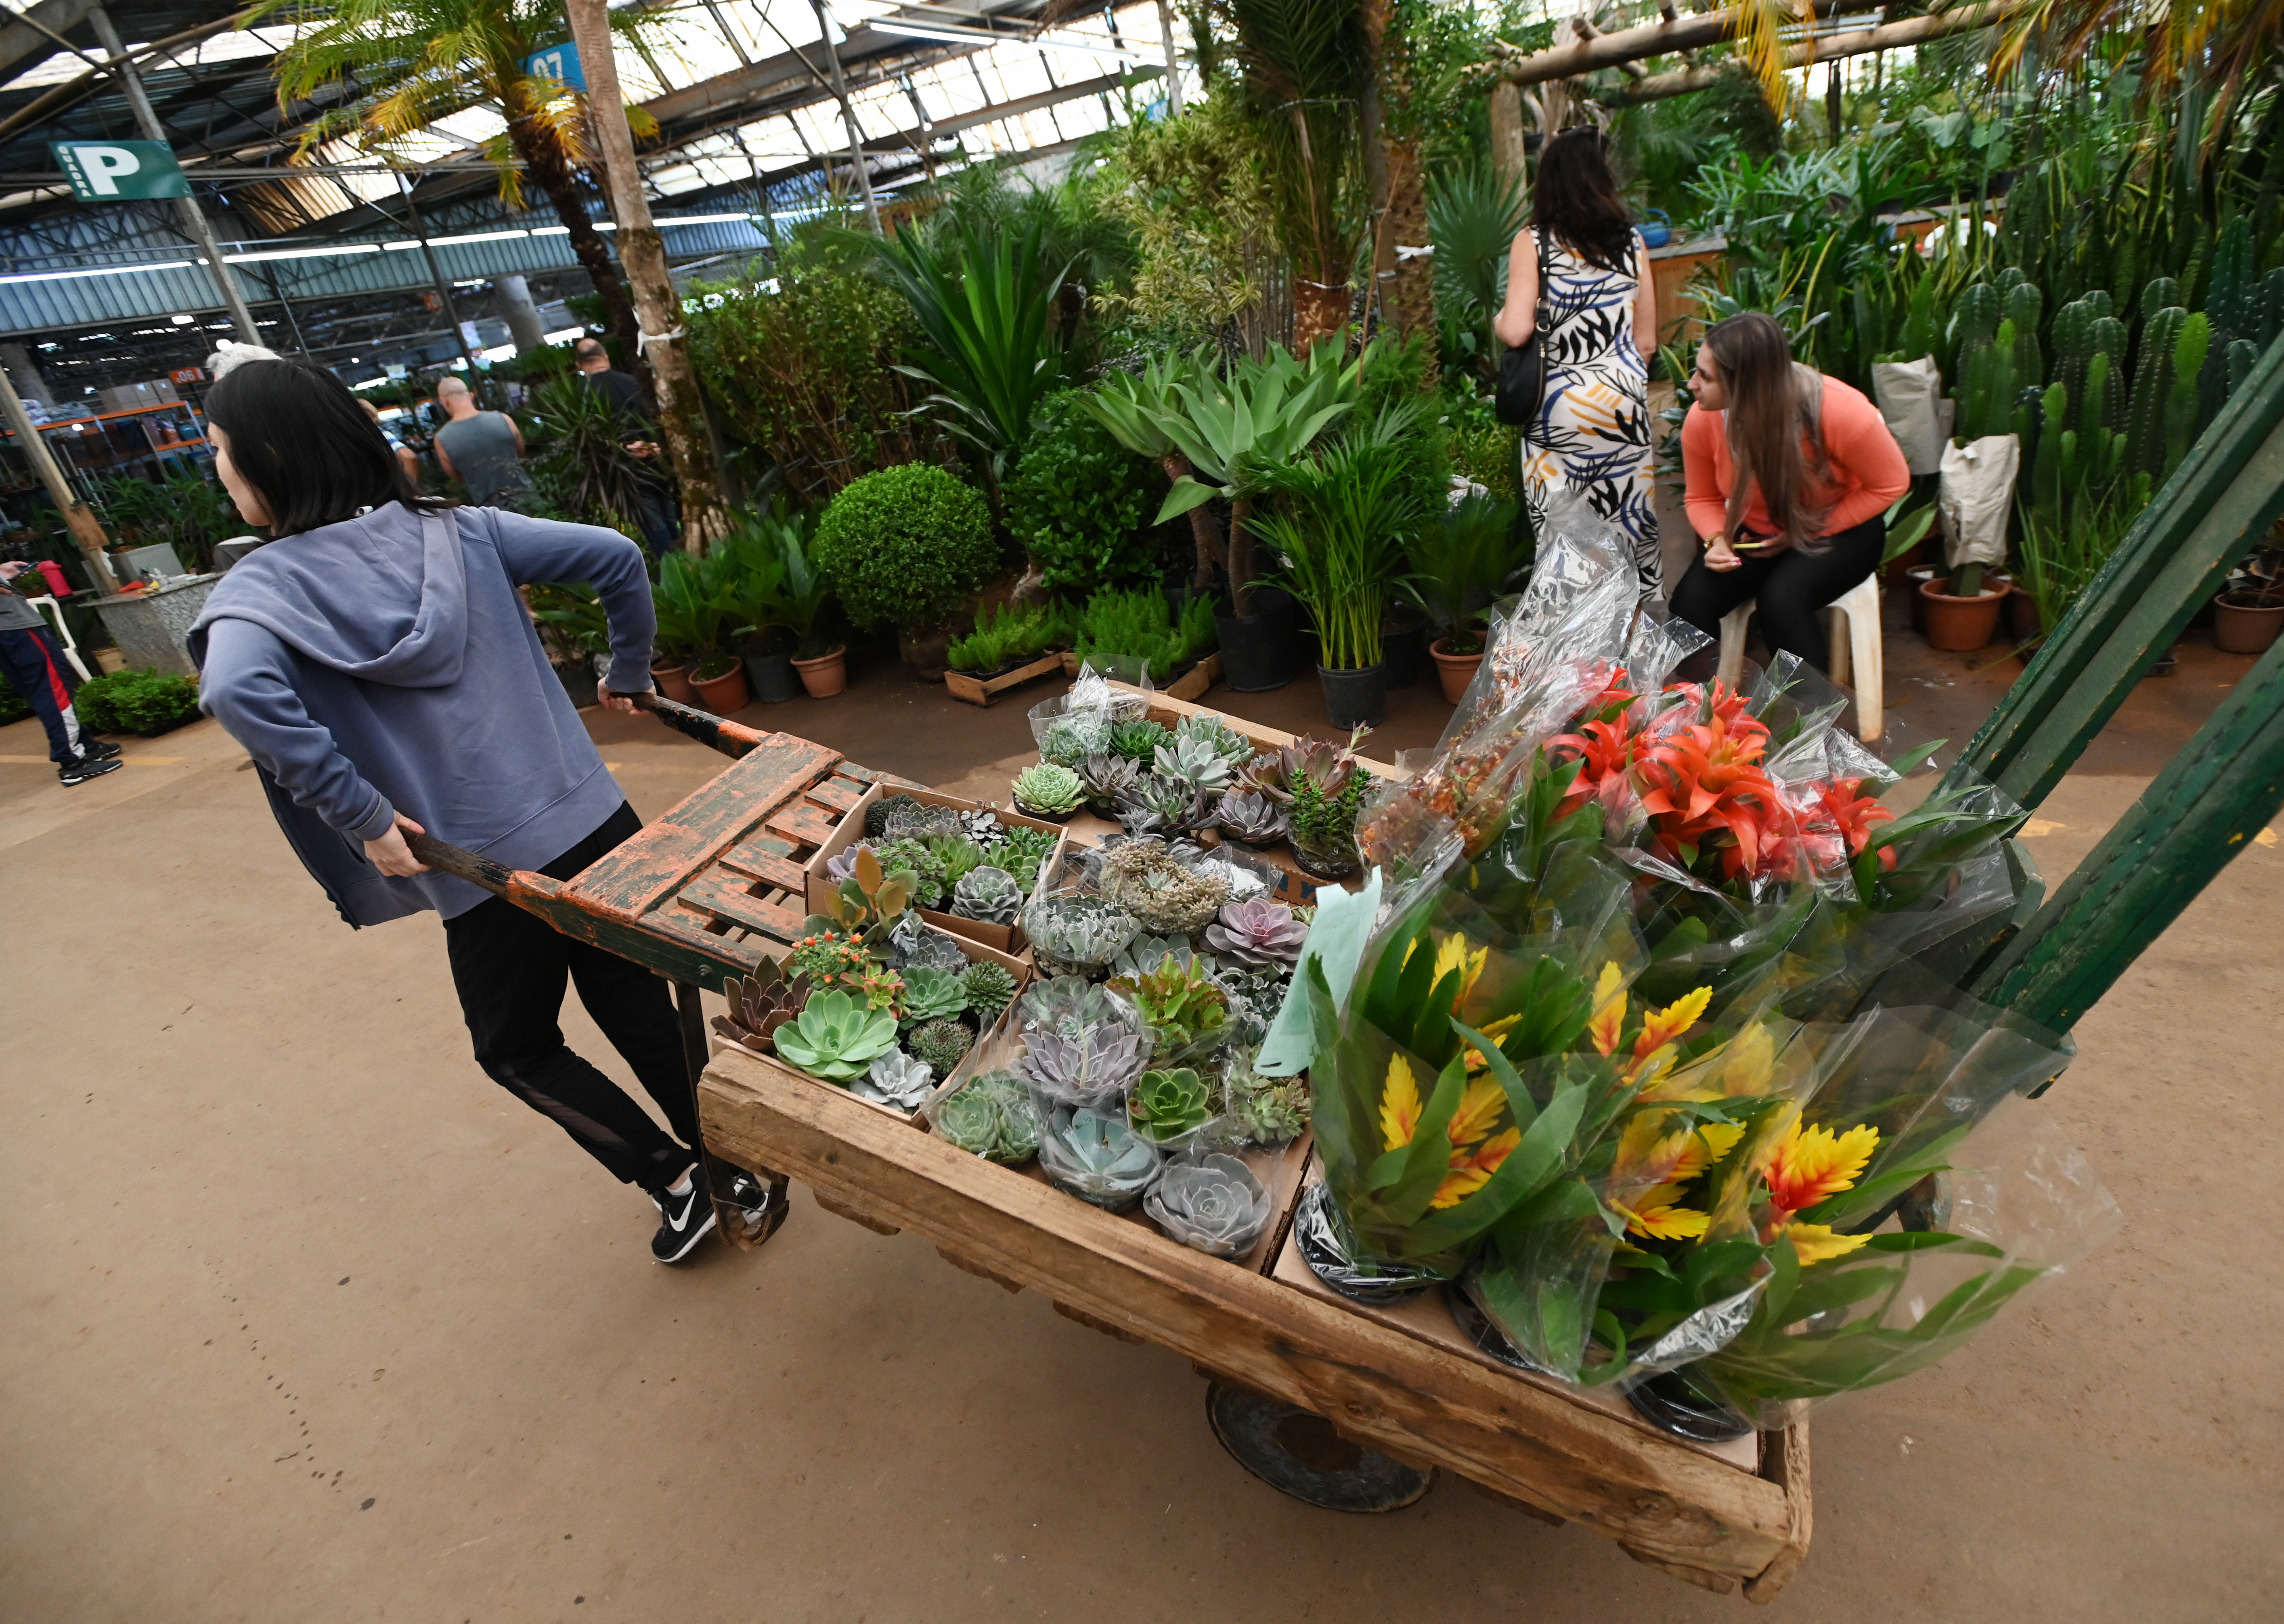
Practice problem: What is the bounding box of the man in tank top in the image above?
[431,377,536,511]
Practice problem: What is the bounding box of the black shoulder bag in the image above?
[1494,227,1551,427]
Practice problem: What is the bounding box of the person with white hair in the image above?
[430,375,534,511]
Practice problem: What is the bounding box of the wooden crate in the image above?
[804,781,1067,955]
[1058,652,1224,701]
[698,1054,1812,1598]
[945,651,1066,707]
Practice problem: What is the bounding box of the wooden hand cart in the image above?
[408,338,2284,1606]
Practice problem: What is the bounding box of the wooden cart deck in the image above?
[698,1049,1812,1600]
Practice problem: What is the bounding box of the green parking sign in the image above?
[50,139,188,201]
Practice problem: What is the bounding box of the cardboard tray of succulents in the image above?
[696,685,1815,1603]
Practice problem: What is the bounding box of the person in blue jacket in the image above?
[191,358,720,1264]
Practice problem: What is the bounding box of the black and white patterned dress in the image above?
[1521,228,1660,592]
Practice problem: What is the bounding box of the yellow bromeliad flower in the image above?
[1613,1187,1713,1239]
[1445,1075,1507,1147]
[1765,1118,1881,1223]
[1379,1053,1421,1152]
[1432,1126,1522,1208]
[1587,961,1626,1056]
[1404,932,1489,1004]
[1783,1222,1873,1264]
[1669,1120,1745,1182]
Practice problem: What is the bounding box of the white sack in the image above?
[1873,356,1957,475]
[1937,433,2019,571]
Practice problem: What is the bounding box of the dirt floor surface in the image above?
[3,611,2279,1622]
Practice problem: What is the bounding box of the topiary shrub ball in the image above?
[813,463,997,637]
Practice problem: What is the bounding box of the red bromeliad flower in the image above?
[1816,777,1897,869]
[1635,712,1783,875]
[1549,717,1636,820]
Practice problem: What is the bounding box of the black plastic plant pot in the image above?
[1291,838,1361,882]
[1317,661,1387,728]
[1620,1363,1756,1443]
[1292,1184,1446,1306]
[1381,606,1427,691]
[742,649,800,704]
[1013,797,1080,825]
[1215,586,1300,692]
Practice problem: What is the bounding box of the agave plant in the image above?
[899,965,969,1027]
[951,865,1023,925]
[1215,789,1287,847]
[961,960,1019,1022]
[1108,954,1231,1054]
[1018,1023,1149,1109]
[1016,974,1130,1040]
[933,1070,1041,1163]
[1175,713,1254,773]
[1037,1106,1162,1210]
[1021,894,1141,977]
[1012,763,1086,818]
[1152,734,1234,796]
[908,1017,975,1074]
[1109,933,1201,980]
[710,971,814,1055]
[1203,898,1309,969]
[1098,840,1230,935]
[1145,1152,1271,1258]
[1115,774,1207,838]
[1079,751,1142,813]
[1107,718,1172,763]
[851,1049,936,1112]
[771,989,901,1083]
[1129,1066,1216,1145]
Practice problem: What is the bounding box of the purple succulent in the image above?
[826,842,873,883]
[1204,898,1309,968]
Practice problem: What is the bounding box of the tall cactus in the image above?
[2089,315,2129,431]
[2005,281,2043,395]
[2032,381,2066,520]
[2255,266,2284,350]
[2162,312,2211,476]
[2085,288,2113,323]
[2141,276,2181,320]
[2226,337,2259,394]
[2079,353,2124,491]
[2206,216,2253,340]
[1957,282,2002,353]
[2053,297,2095,425]
[2126,305,2185,476]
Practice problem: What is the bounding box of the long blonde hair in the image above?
[1704,313,1834,551]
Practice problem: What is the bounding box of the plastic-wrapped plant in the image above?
[1152,734,1234,796]
[907,1017,974,1074]
[1204,898,1309,969]
[1037,1107,1161,1210]
[1115,774,1205,837]
[1224,1048,1309,1145]
[788,928,871,987]
[961,960,1018,1022]
[1019,1022,1148,1108]
[883,912,970,973]
[898,965,968,1027]
[1079,751,1142,813]
[1098,840,1230,935]
[1108,954,1231,1053]
[933,1070,1041,1163]
[991,823,1056,892]
[1039,713,1110,767]
[1108,718,1172,763]
[1021,894,1141,977]
[1016,974,1132,1040]
[1129,1066,1215,1144]
[1215,960,1290,1019]
[1109,933,1200,980]
[851,1049,935,1112]
[1176,713,1255,774]
[952,865,1023,925]
[771,989,901,1082]
[1145,1152,1271,1257]
[1215,789,1287,847]
[710,971,814,1055]
[1012,763,1085,818]
[865,792,923,838]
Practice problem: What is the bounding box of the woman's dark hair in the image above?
[1531,127,1636,276]
[204,359,448,536]
[1702,311,1833,552]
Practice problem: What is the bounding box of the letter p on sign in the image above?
[50,139,189,201]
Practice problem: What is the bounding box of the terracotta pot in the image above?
[791,645,847,698]
[1919,577,2011,652]
[651,661,697,704]
[691,661,749,714]
[1429,636,1484,703]
[1905,566,1937,633]
[2213,591,2284,655]
[2006,586,2042,642]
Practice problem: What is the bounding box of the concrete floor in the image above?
[3,613,2279,1622]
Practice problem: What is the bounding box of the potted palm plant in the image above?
[717,509,826,701]
[652,550,747,712]
[1406,493,1525,703]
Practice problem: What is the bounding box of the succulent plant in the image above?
[787,929,872,986]
[923,833,989,892]
[990,823,1057,893]
[1020,894,1141,977]
[1214,960,1290,1018]
[1214,788,1287,846]
[954,808,1003,846]
[1078,750,1142,812]
[1145,1152,1272,1257]
[1204,898,1310,968]
[1037,1106,1161,1210]
[1176,712,1255,772]
[869,836,942,906]
[815,845,919,935]
[1224,1048,1310,1145]
[933,1070,1041,1163]
[1109,933,1200,980]
[1018,1022,1148,1108]
[1182,845,1274,904]
[851,1049,935,1111]
[960,960,1018,1022]
[1039,712,1111,767]
[898,965,969,1027]
[710,971,815,1055]
[1115,774,1208,838]
[1016,975,1130,1040]
[771,989,901,1082]
[1129,1066,1217,1144]
[951,864,1023,925]
[1012,763,1086,817]
[907,1017,975,1074]
[844,964,908,1016]
[1108,954,1232,1053]
[865,792,923,838]
[1098,840,1230,935]
[1152,734,1234,795]
[883,912,972,973]
[1234,748,1289,800]
[880,798,963,840]
[824,842,873,883]
[1107,718,1173,762]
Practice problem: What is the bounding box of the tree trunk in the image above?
[1228,496,1254,617]
[1383,138,1439,377]
[1162,451,1224,591]
[505,98,638,362]
[564,0,726,552]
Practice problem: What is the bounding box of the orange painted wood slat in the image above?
[763,799,840,851]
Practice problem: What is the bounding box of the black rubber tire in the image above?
[1204,1383,1435,1513]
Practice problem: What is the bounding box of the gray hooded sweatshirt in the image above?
[192,502,654,926]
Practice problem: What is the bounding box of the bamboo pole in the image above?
[1617,3,2026,104]
[1488,0,1884,86]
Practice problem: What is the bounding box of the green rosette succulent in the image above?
[1037,1106,1162,1210]
[989,824,1056,892]
[1012,763,1085,817]
[960,960,1019,1021]
[1129,1066,1215,1144]
[933,1070,1041,1163]
[771,989,901,1083]
[1152,733,1234,796]
[1175,712,1254,773]
[1107,718,1172,763]
[1145,1151,1271,1258]
[1108,955,1231,1055]
[908,1017,975,1073]
[951,865,1023,926]
[899,965,968,1028]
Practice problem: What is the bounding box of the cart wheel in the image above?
[715,1167,792,1249]
[1204,1383,1435,1513]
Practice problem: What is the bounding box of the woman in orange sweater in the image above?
[1670,312,1910,672]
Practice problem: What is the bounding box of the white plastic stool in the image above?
[25,594,92,683]
[1713,574,1884,741]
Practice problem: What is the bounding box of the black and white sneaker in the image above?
[650,1162,717,1263]
[79,738,122,760]
[58,754,122,786]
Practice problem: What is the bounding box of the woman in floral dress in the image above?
[1494,127,1662,593]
